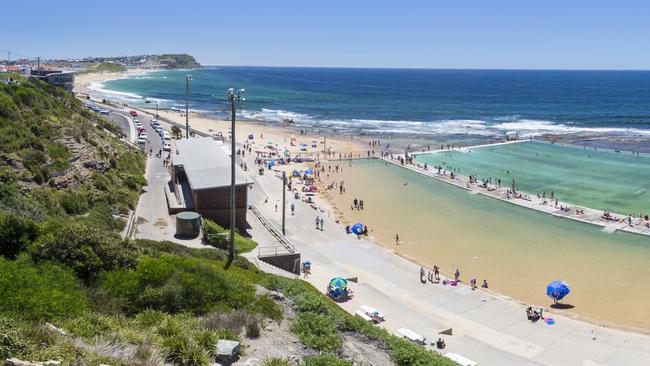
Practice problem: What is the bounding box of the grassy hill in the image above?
[78,62,128,74]
[0,74,453,366]
[157,53,202,69]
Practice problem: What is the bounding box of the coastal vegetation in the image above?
[157,53,202,69]
[79,62,128,74]
[0,74,453,365]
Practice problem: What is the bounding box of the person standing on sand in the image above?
[454,269,460,281]
[395,233,400,245]
[434,265,440,281]
[482,279,489,288]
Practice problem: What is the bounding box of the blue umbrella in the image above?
[292,169,300,177]
[547,280,571,302]
[351,223,364,235]
[329,276,348,289]
[267,160,275,169]
[304,168,314,175]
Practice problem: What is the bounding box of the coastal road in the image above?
[107,111,136,143]
[239,152,650,366]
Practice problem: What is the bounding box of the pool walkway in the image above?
[380,143,650,238]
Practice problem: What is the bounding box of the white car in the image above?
[163,141,171,151]
[138,132,147,140]
[137,135,147,144]
[133,118,140,123]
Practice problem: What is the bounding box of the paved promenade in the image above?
[241,152,650,366]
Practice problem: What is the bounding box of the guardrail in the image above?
[249,204,295,254]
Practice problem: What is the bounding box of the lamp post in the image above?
[225,88,245,269]
[144,99,158,118]
[185,75,192,139]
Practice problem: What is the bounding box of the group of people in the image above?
[352,197,365,210]
[526,306,544,323]
[419,266,489,289]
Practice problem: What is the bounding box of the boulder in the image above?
[215,339,240,359]
[4,359,42,366]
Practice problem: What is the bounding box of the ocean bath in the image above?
[414,140,650,215]
[323,158,650,330]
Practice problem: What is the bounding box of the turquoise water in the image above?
[414,141,650,214]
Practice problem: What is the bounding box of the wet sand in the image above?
[317,158,650,332]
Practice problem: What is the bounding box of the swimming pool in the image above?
[415,141,650,215]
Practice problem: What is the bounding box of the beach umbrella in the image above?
[546,280,571,302]
[292,169,300,177]
[350,223,364,235]
[304,168,314,175]
[267,160,275,169]
[329,276,348,289]
[248,133,254,140]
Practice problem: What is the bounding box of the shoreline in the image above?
[77,69,650,334]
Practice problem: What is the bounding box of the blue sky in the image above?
[2,0,650,69]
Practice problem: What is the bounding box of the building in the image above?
[30,70,75,92]
[171,137,252,231]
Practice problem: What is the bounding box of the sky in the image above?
[2,0,650,70]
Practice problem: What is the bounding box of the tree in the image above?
[171,125,182,139]
[0,213,39,259]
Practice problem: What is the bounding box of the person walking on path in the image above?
[320,217,324,231]
[454,269,460,281]
[291,202,295,215]
[315,216,320,230]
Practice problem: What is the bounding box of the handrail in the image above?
[249,204,295,254]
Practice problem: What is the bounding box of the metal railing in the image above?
[249,203,295,254]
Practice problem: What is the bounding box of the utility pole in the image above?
[7,51,10,64]
[282,171,286,235]
[37,57,40,77]
[185,75,192,139]
[225,88,245,270]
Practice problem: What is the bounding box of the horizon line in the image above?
[201,64,650,72]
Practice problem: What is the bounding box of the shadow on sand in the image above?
[551,303,575,310]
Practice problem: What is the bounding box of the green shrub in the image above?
[302,354,351,366]
[161,335,209,366]
[249,295,283,321]
[0,257,89,320]
[29,220,138,283]
[0,213,39,259]
[202,219,257,253]
[261,357,291,366]
[290,313,342,353]
[0,317,25,360]
[102,254,256,315]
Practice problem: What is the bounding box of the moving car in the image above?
[137,135,147,144]
[130,111,138,117]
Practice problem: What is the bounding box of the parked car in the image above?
[137,136,146,144]
[151,117,157,123]
[137,127,146,134]
[163,131,171,141]
[163,141,171,151]
[130,111,138,117]
[99,109,109,116]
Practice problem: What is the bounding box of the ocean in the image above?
[99,67,650,140]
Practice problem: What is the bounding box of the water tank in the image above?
[176,211,202,237]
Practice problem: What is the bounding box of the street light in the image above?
[224,88,245,270]
[144,99,158,118]
[185,75,192,139]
